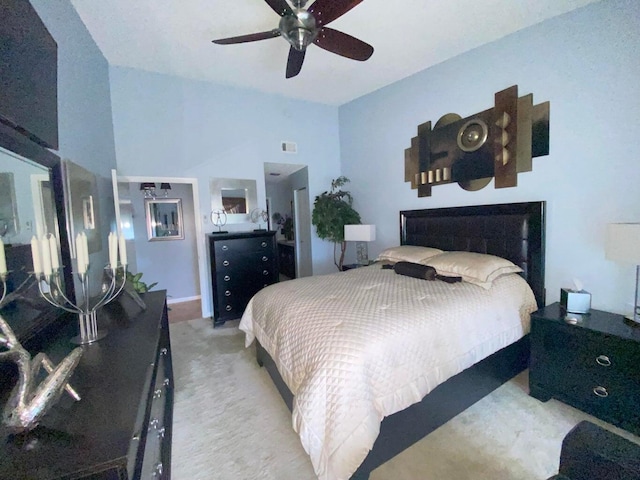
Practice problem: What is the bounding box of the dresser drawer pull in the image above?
[222,245,229,251]
[163,378,170,387]
[225,290,231,297]
[261,241,267,247]
[149,418,159,429]
[153,388,163,399]
[263,270,269,276]
[595,355,611,367]
[262,256,269,262]
[160,347,167,356]
[224,275,231,281]
[153,462,163,477]
[223,260,230,267]
[157,427,165,439]
[132,431,141,441]
[593,386,609,398]
[225,305,232,311]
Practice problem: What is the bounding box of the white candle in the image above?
[31,236,42,274]
[118,234,127,266]
[76,233,86,274]
[0,238,6,275]
[41,236,52,276]
[48,234,60,270]
[82,232,89,272]
[108,232,118,268]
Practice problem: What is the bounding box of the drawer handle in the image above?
[262,256,269,262]
[149,418,159,429]
[160,347,167,356]
[163,378,170,387]
[223,260,230,267]
[261,241,267,247]
[263,270,269,276]
[222,245,228,251]
[157,427,166,439]
[225,290,231,297]
[225,305,232,311]
[595,355,611,367]
[153,388,163,399]
[224,275,231,281]
[132,431,141,441]
[153,462,163,477]
[593,386,609,398]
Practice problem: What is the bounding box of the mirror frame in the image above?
[0,123,75,327]
[210,177,257,223]
[145,198,184,241]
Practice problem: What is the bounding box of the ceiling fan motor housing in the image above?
[279,10,318,51]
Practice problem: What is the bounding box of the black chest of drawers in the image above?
[529,303,640,435]
[0,291,174,479]
[207,231,279,326]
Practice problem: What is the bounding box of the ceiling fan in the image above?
[212,0,373,79]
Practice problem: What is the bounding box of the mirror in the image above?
[0,144,70,340]
[210,177,257,223]
[146,198,184,241]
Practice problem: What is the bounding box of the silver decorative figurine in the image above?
[0,276,83,434]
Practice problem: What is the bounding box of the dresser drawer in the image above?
[214,236,273,256]
[214,251,275,272]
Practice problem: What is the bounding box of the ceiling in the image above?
[70,0,598,106]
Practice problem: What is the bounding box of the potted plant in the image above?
[312,176,361,271]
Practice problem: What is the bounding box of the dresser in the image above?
[0,291,174,479]
[529,303,640,436]
[207,231,279,325]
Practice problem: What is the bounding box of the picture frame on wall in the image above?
[62,159,102,256]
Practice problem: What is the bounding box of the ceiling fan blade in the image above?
[212,29,281,45]
[286,47,306,78]
[263,0,294,17]
[314,27,373,61]
[308,0,363,27]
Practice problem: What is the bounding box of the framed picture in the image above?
[0,172,19,238]
[62,159,102,255]
[145,198,184,241]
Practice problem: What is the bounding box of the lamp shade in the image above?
[160,183,171,190]
[605,223,640,264]
[140,182,156,190]
[344,224,376,242]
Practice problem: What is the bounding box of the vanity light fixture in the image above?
[160,183,172,197]
[140,182,157,198]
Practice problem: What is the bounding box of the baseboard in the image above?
[167,295,201,305]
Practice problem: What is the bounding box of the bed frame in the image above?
[256,201,545,479]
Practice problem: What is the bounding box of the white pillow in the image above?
[375,245,443,264]
[425,251,523,289]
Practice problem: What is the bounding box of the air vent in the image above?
[281,141,297,153]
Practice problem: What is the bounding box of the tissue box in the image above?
[560,288,591,314]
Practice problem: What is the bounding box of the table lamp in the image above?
[605,223,640,325]
[344,224,376,266]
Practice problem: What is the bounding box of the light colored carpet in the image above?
[170,318,640,480]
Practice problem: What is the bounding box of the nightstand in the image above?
[529,302,640,436]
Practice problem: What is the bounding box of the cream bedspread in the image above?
[239,265,537,480]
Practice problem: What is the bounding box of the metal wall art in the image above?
[404,85,550,197]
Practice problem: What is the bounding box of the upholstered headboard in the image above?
[400,201,545,307]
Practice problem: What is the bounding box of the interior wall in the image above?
[109,67,342,315]
[338,0,640,314]
[30,0,117,289]
[130,183,200,301]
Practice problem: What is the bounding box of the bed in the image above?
[239,201,545,480]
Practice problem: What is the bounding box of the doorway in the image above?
[264,162,313,278]
[112,172,207,319]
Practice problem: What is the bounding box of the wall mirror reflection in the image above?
[146,198,184,241]
[210,177,257,223]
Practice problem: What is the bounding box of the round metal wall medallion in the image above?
[457,119,489,152]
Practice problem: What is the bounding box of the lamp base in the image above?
[355,241,369,266]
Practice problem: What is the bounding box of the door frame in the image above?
[114,174,206,318]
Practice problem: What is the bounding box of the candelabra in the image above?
[0,272,7,306]
[37,264,127,345]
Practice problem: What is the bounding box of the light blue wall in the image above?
[29,1,117,292]
[129,183,200,301]
[339,0,640,313]
[109,68,342,315]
